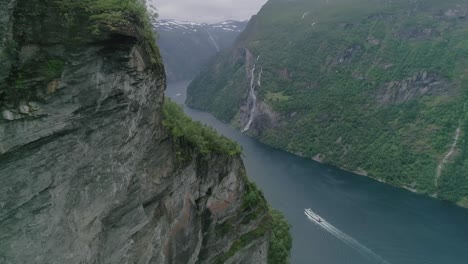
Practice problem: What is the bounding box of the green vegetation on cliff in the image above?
[163,99,242,156]
[55,0,158,51]
[1,0,161,106]
[268,210,292,264]
[187,0,468,204]
[163,100,291,262]
[212,171,291,264]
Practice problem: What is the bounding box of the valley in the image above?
[154,19,248,81]
[187,0,468,206]
[3,0,468,263]
[169,80,468,264]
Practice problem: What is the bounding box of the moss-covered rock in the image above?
[0,0,162,107]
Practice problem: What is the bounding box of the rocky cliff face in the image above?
[0,1,283,263]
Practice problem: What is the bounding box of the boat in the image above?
[305,208,323,223]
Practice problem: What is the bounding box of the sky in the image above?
[148,0,268,23]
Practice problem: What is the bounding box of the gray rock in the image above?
[0,1,272,263]
[375,71,450,105]
[2,109,14,120]
[18,102,29,114]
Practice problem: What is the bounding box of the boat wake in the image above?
[305,209,391,264]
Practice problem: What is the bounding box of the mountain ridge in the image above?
[154,19,248,82]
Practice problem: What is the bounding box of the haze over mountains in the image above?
[147,0,267,22]
[153,19,248,81]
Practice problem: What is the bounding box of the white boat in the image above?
[305,208,322,223]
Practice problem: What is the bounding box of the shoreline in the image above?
[243,127,468,209]
[182,90,467,209]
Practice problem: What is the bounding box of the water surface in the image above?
[167,81,468,264]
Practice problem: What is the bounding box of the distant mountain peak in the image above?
[153,19,248,82]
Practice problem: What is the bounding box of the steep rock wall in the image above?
[0,1,279,263]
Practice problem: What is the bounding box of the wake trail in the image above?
[305,210,391,264]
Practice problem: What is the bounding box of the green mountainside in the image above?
[187,0,468,206]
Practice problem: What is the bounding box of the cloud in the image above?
[148,0,267,23]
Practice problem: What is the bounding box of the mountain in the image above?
[154,19,248,81]
[0,1,290,263]
[187,0,468,206]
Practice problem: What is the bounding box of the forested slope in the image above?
[187,0,468,206]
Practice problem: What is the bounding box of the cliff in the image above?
[187,0,468,206]
[0,0,290,263]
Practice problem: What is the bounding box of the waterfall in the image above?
[435,124,462,186]
[435,101,466,189]
[242,53,263,132]
[207,31,220,52]
[257,67,263,87]
[242,64,257,132]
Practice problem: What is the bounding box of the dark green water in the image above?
[167,81,468,264]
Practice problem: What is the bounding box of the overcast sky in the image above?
[148,0,268,23]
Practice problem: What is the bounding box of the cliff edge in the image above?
[0,0,290,263]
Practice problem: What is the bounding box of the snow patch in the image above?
[153,19,246,33]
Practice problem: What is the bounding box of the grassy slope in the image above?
[187,0,468,204]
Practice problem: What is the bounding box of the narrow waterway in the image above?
[167,81,468,264]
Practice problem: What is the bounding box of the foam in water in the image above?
[305,209,391,264]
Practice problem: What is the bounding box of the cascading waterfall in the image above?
[207,31,220,52]
[242,52,263,132]
[242,64,257,132]
[257,67,263,87]
[435,123,462,187]
[435,101,466,189]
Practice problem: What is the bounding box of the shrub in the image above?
[163,99,242,156]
